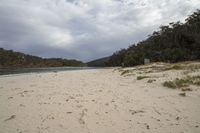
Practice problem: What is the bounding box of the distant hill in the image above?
[0,48,85,68]
[87,57,110,67]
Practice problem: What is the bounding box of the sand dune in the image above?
[0,64,200,133]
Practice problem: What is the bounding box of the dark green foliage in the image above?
[0,48,85,68]
[179,92,186,97]
[124,50,144,66]
[147,79,156,83]
[120,69,132,75]
[163,81,177,89]
[137,76,150,80]
[107,49,127,66]
[87,57,110,67]
[107,10,200,66]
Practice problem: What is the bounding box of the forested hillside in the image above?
[107,10,200,66]
[87,57,110,67]
[0,48,85,68]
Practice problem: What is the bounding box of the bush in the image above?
[163,81,177,89]
[137,76,150,80]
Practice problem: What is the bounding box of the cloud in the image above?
[0,0,200,61]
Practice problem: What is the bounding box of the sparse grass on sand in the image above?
[164,62,200,71]
[147,79,156,83]
[118,61,200,76]
[179,92,186,97]
[163,75,200,89]
[117,61,200,89]
[121,69,133,75]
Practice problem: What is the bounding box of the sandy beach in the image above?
[0,64,200,133]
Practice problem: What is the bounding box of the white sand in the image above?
[0,67,200,133]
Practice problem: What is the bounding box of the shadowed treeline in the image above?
[0,48,85,68]
[106,10,200,67]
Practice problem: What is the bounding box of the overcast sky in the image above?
[0,0,200,62]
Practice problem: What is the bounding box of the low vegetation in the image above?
[106,10,200,67]
[120,69,133,75]
[163,75,200,89]
[118,61,200,77]
[137,76,150,80]
[0,48,85,68]
[179,92,186,97]
[163,81,177,89]
[164,62,200,71]
[147,79,156,83]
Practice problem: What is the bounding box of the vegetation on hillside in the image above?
[87,57,110,67]
[0,48,85,68]
[107,10,200,67]
[118,61,200,76]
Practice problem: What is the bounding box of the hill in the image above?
[107,9,200,66]
[87,57,110,67]
[0,48,85,68]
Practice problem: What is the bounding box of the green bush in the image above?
[137,76,150,80]
[163,81,177,89]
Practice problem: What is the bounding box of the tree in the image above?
[107,9,200,67]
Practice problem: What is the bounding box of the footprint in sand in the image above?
[67,112,73,114]
[4,115,16,122]
[12,88,21,91]
[129,110,145,115]
[75,94,83,97]
[145,124,150,129]
[76,105,83,108]
[105,103,109,106]
[16,128,30,133]
[98,90,103,92]
[69,96,75,99]
[18,90,34,97]
[111,99,115,103]
[8,97,13,100]
[30,84,37,87]
[41,114,55,123]
[79,109,88,125]
[19,104,26,107]
[38,102,50,105]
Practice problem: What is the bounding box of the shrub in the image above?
[163,81,177,89]
[137,76,150,80]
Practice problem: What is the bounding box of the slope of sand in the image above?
[0,64,200,133]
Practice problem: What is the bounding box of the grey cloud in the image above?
[0,0,200,62]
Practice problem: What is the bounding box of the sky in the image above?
[0,0,200,62]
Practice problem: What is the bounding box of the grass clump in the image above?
[175,79,192,87]
[163,75,200,89]
[137,76,150,80]
[171,64,183,70]
[190,75,200,85]
[121,70,132,75]
[163,81,177,89]
[147,79,156,83]
[161,62,200,72]
[179,92,186,97]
